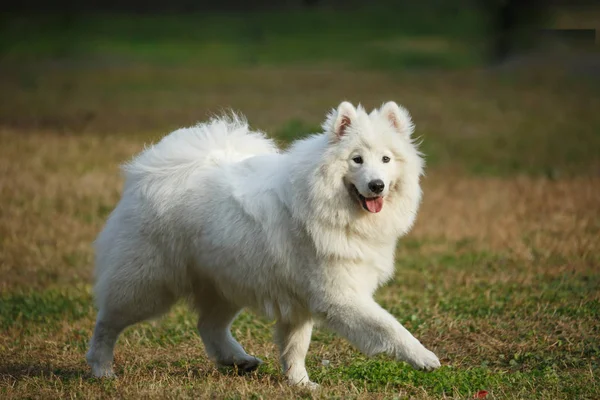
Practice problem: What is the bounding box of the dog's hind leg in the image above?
[194,286,262,373]
[87,268,176,378]
[275,319,317,388]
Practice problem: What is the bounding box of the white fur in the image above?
[86,102,440,387]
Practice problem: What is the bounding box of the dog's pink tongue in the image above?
[365,197,384,213]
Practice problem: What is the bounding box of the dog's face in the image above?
[323,101,419,214]
[344,140,398,213]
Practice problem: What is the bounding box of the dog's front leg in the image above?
[274,319,319,388]
[317,296,440,371]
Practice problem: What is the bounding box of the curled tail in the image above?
[122,113,279,191]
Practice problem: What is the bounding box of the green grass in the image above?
[1,243,598,398]
[0,287,93,330]
[313,360,580,398]
[0,9,485,69]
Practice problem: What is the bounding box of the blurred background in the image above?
[1,1,599,398]
[1,0,598,146]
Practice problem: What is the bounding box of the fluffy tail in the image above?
[122,113,279,191]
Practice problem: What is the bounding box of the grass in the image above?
[1,241,598,398]
[1,9,600,399]
[0,8,485,69]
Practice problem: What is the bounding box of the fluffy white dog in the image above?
[86,101,441,387]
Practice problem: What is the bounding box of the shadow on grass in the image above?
[0,362,87,381]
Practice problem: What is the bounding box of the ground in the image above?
[1,9,599,400]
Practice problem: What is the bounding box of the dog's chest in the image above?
[331,254,394,295]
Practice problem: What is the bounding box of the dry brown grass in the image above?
[414,174,600,263]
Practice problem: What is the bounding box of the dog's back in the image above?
[122,115,278,196]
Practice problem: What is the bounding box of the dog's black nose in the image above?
[368,179,385,194]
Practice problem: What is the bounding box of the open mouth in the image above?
[349,184,384,213]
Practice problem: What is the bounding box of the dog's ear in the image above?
[324,101,357,140]
[381,101,414,138]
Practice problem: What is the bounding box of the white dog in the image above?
[86,101,441,387]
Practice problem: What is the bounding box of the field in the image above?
[1,9,600,399]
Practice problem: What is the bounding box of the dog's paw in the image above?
[234,356,263,373]
[405,345,441,372]
[286,368,320,389]
[289,378,320,390]
[90,365,116,379]
[301,381,321,390]
[219,355,263,374]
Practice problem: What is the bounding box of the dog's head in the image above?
[322,101,423,215]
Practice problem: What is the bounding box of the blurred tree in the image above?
[487,0,549,63]
[303,0,320,6]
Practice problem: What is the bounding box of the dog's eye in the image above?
[352,156,363,164]
[382,156,391,163]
